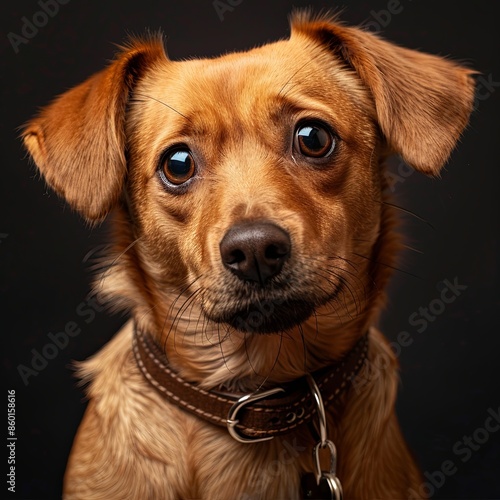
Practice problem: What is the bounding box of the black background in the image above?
[1,1,499,498]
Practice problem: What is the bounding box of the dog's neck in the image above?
[97,200,396,392]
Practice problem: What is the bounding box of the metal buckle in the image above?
[226,387,285,443]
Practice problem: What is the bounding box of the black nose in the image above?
[220,222,291,285]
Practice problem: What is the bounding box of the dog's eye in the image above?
[160,149,195,186]
[295,122,335,158]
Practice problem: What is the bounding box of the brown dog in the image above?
[23,12,475,499]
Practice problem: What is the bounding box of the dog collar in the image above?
[132,325,368,443]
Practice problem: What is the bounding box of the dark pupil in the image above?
[298,126,327,151]
[168,151,191,178]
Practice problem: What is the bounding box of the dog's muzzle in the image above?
[216,221,316,333]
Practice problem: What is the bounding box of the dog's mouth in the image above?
[211,297,317,334]
[201,279,342,335]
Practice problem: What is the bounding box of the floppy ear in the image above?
[291,13,476,175]
[23,36,167,221]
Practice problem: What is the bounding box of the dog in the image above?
[23,11,475,499]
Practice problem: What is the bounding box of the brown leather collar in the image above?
[133,325,368,442]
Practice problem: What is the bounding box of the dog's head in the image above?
[23,13,475,386]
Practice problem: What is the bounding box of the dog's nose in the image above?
[220,222,291,285]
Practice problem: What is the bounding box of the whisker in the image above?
[315,296,344,324]
[278,59,314,97]
[350,251,423,280]
[94,237,142,291]
[401,243,424,254]
[304,258,361,308]
[277,49,329,98]
[217,323,234,374]
[302,269,348,323]
[337,274,361,317]
[379,200,434,229]
[325,254,357,271]
[298,322,308,373]
[180,288,205,345]
[161,276,203,348]
[167,287,203,353]
[165,275,203,325]
[316,255,370,300]
[256,332,284,392]
[243,332,259,378]
[134,93,190,121]
[330,276,355,320]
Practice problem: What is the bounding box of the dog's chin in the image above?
[206,299,316,334]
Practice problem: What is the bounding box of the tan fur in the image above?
[23,12,475,499]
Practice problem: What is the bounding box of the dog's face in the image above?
[127,34,380,336]
[23,14,475,386]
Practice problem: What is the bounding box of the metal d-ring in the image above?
[305,373,328,446]
[226,387,285,443]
